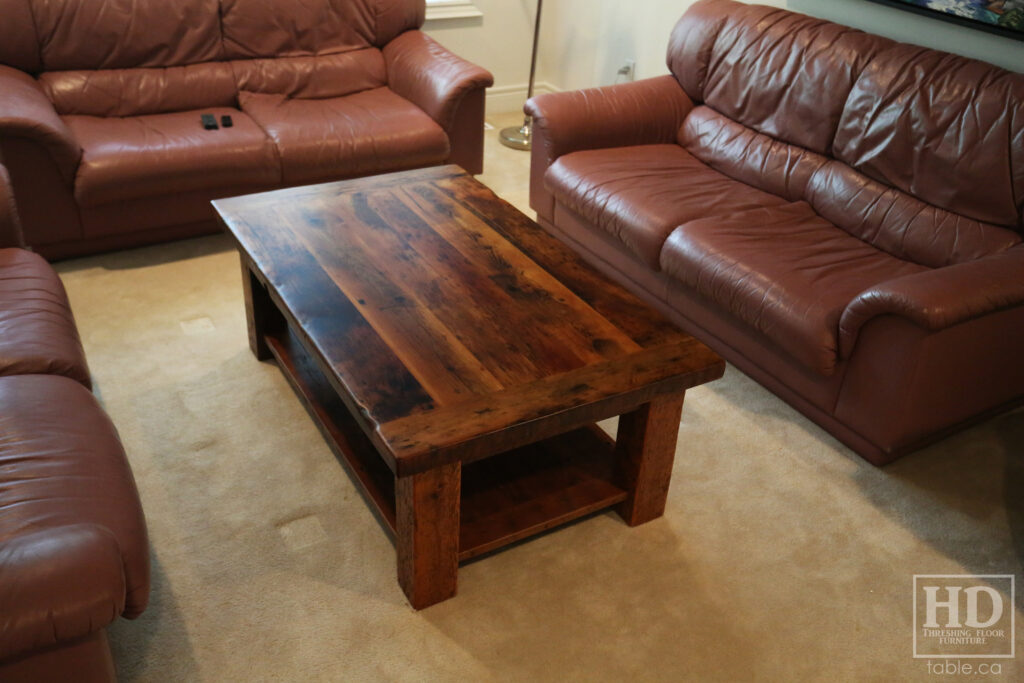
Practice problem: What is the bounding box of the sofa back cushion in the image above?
[40,64,239,117]
[29,0,224,71]
[0,0,424,74]
[806,161,1021,268]
[671,0,1024,267]
[680,105,1022,267]
[220,0,423,59]
[679,106,829,203]
[834,43,1024,230]
[231,49,387,99]
[667,0,890,156]
[0,0,43,73]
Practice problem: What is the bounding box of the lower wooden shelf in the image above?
[266,327,628,562]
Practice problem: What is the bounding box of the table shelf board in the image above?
[266,326,628,562]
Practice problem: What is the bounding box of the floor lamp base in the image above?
[499,120,532,151]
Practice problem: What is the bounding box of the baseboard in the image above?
[486,82,559,115]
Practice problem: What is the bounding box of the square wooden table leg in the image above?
[239,257,273,361]
[396,462,461,609]
[614,394,686,526]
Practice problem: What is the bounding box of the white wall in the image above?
[539,0,784,90]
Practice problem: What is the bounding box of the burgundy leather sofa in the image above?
[526,0,1024,465]
[0,0,493,259]
[0,165,149,682]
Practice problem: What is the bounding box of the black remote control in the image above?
[201,114,218,130]
[221,115,233,128]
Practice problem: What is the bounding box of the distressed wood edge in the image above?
[379,342,725,475]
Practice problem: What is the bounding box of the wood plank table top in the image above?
[214,166,725,477]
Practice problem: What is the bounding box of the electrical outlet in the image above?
[617,59,636,82]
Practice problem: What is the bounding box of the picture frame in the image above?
[864,1,1024,41]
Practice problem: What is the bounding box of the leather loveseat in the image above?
[0,0,493,259]
[0,164,149,682]
[525,0,1024,465]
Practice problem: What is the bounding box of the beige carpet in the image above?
[54,113,1023,681]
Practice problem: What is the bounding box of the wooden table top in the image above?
[214,166,724,475]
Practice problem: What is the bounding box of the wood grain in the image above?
[432,173,686,348]
[396,463,461,609]
[215,165,725,471]
[380,341,721,475]
[226,206,436,424]
[615,395,687,526]
[290,202,505,405]
[215,166,726,608]
[458,426,625,561]
[392,183,641,363]
[240,258,275,361]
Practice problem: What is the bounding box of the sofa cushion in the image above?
[545,144,789,269]
[0,0,42,73]
[0,374,149,616]
[679,106,1023,268]
[221,0,372,59]
[230,49,387,99]
[239,87,449,186]
[66,108,281,207]
[0,249,90,387]
[659,202,928,375]
[679,106,830,203]
[834,43,1024,229]
[667,0,891,156]
[41,63,239,118]
[30,0,224,71]
[220,0,422,59]
[806,161,1021,268]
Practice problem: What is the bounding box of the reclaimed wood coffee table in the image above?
[214,166,724,608]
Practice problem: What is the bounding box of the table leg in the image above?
[614,394,685,526]
[240,257,273,361]
[396,462,461,609]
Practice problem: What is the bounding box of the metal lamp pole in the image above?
[499,0,543,150]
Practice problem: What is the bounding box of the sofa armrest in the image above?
[384,31,494,131]
[0,164,25,249]
[525,75,695,166]
[838,245,1024,358]
[524,75,694,220]
[0,524,126,662]
[0,66,81,185]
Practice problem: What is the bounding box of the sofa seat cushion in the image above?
[545,144,789,269]
[0,374,148,617]
[660,202,928,375]
[239,87,450,186]
[0,249,90,387]
[65,108,281,207]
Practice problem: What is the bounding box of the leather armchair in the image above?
[526,0,1024,464]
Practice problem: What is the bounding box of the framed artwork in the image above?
[864,1,1024,40]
